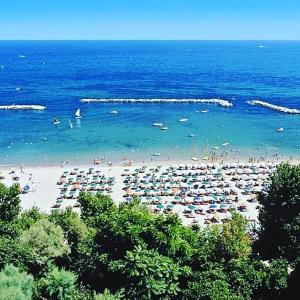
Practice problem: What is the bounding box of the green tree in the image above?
[0,264,34,300]
[94,289,122,300]
[0,183,20,222]
[217,213,252,260]
[112,245,186,300]
[256,163,300,263]
[0,238,33,272]
[183,262,241,300]
[16,206,45,231]
[78,192,116,227]
[43,267,77,300]
[19,219,70,271]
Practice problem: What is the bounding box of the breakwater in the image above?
[0,105,46,111]
[248,100,300,114]
[80,98,233,107]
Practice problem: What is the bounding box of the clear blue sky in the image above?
[1,0,300,40]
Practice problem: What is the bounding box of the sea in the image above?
[0,40,300,165]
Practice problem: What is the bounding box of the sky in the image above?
[0,0,300,40]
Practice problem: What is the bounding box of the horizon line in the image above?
[0,39,300,42]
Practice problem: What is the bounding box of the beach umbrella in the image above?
[220,204,229,209]
[209,204,218,209]
[167,204,174,209]
[188,205,196,210]
[156,204,164,209]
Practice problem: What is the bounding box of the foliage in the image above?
[0,183,21,222]
[94,289,122,300]
[0,264,34,300]
[0,177,297,299]
[19,219,70,271]
[112,245,186,299]
[42,267,77,300]
[257,163,300,263]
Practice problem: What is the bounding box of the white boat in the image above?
[15,87,21,91]
[222,142,229,147]
[161,126,169,130]
[19,55,26,58]
[152,153,161,157]
[75,109,81,119]
[53,118,60,125]
[258,45,265,48]
[212,146,219,150]
[152,122,163,127]
[201,110,208,113]
[188,134,195,137]
[191,157,198,161]
[178,118,188,122]
[69,120,73,129]
[276,127,284,132]
[110,110,119,115]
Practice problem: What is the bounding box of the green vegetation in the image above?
[0,164,299,299]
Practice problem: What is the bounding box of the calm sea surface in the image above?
[0,41,299,165]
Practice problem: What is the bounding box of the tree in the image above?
[183,262,241,300]
[0,264,34,300]
[112,245,187,300]
[217,213,252,260]
[0,183,21,222]
[256,163,300,263]
[78,192,116,227]
[49,208,88,268]
[94,289,122,300]
[42,267,77,300]
[16,206,45,231]
[0,238,33,272]
[19,219,70,271]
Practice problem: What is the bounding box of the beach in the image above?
[1,157,294,226]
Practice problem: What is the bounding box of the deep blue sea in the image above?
[0,41,300,165]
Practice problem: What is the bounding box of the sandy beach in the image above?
[0,157,294,226]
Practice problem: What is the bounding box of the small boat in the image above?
[222,142,229,147]
[276,127,284,132]
[188,134,195,137]
[53,118,60,125]
[75,108,81,119]
[178,118,188,122]
[19,55,26,58]
[212,146,219,150]
[161,126,169,130]
[201,110,208,113]
[110,110,119,115]
[152,122,163,127]
[15,87,21,91]
[258,45,265,48]
[191,157,198,161]
[152,153,161,157]
[68,120,73,129]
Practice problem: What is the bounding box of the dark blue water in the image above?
[0,41,299,165]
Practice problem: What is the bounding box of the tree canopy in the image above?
[1,163,300,299]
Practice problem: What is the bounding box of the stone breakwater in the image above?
[0,105,46,111]
[248,100,300,114]
[80,98,233,107]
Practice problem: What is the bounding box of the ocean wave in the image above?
[80,98,233,107]
[0,105,46,111]
[248,100,300,114]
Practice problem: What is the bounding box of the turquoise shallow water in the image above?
[0,41,299,165]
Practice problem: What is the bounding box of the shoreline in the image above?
[1,153,299,170]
